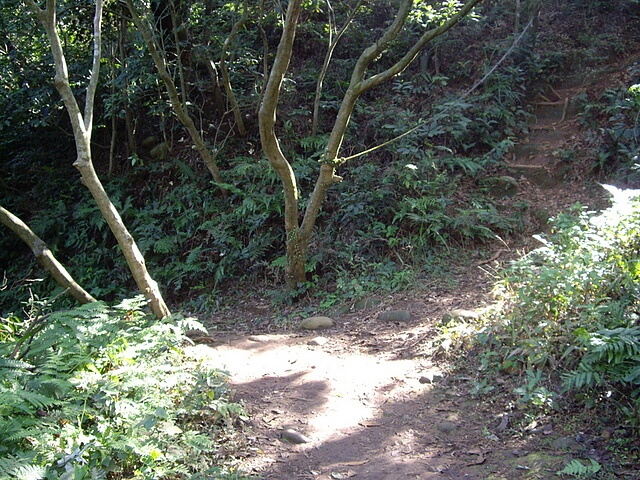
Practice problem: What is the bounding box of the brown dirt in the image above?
[203,286,618,480]
[196,78,639,479]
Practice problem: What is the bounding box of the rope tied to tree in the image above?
[338,16,537,164]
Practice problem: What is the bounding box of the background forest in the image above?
[2,0,640,478]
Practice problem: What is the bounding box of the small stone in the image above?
[441,309,479,324]
[354,297,383,310]
[150,142,170,159]
[141,135,160,148]
[436,421,458,434]
[419,371,444,384]
[481,175,519,198]
[377,310,412,322]
[307,336,328,346]
[575,433,589,443]
[281,428,310,444]
[299,316,334,330]
[496,414,509,433]
[330,305,352,316]
[247,335,271,342]
[600,428,614,440]
[551,436,579,451]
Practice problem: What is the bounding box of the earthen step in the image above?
[507,164,562,189]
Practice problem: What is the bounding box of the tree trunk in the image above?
[0,206,97,304]
[126,0,227,191]
[285,228,308,288]
[261,0,484,289]
[75,160,171,319]
[258,0,304,288]
[26,0,171,319]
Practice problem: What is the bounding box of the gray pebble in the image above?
[281,428,311,444]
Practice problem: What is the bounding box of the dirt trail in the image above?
[201,82,620,479]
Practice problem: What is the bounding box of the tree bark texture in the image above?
[0,206,97,304]
[25,0,171,319]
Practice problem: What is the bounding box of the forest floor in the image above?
[197,72,639,479]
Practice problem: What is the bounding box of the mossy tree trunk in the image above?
[25,0,171,319]
[259,0,484,288]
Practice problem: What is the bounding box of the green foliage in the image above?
[0,134,528,314]
[556,458,602,477]
[563,327,640,392]
[578,65,640,183]
[512,369,557,411]
[0,297,248,479]
[467,187,640,426]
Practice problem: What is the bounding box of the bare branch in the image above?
[312,0,363,135]
[220,0,249,137]
[84,0,104,132]
[362,0,485,93]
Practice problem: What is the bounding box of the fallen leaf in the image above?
[330,470,358,478]
[344,460,369,466]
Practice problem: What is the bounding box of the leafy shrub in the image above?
[0,297,248,479]
[578,68,640,183]
[473,185,640,425]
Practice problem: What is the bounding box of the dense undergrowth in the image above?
[0,297,249,479]
[2,0,640,476]
[1,10,540,314]
[0,67,534,312]
[2,0,639,312]
[433,187,640,472]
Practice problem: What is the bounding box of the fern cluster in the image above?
[564,326,640,392]
[0,298,248,479]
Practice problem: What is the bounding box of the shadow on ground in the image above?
[209,327,611,480]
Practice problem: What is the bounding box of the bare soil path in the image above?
[198,77,635,479]
[204,283,617,480]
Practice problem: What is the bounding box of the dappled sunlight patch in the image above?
[213,333,430,442]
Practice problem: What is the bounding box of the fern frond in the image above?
[14,389,59,410]
[175,316,207,334]
[0,358,34,370]
[0,416,31,443]
[591,327,640,364]
[12,463,48,480]
[562,361,607,391]
[556,458,601,477]
[112,295,148,312]
[0,455,46,480]
[0,358,34,381]
[623,361,640,385]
